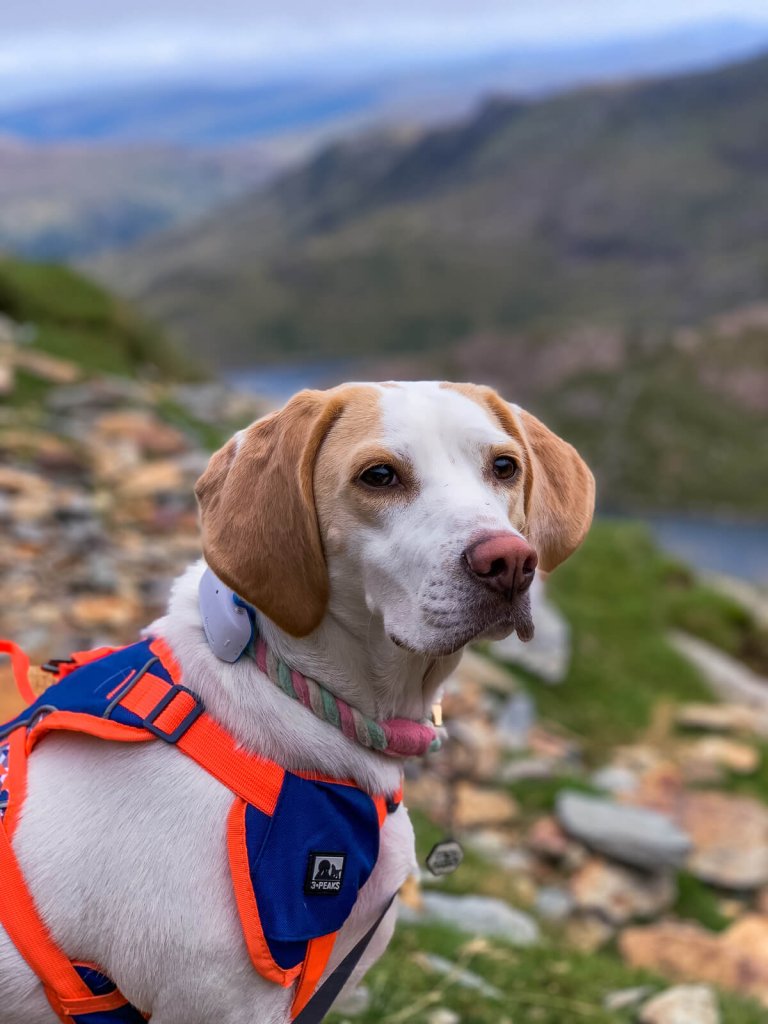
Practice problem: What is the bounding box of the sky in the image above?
[3,0,768,103]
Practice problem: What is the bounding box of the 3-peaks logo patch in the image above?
[305,852,346,895]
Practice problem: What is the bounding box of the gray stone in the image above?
[590,765,640,795]
[332,985,370,1017]
[420,955,502,1000]
[670,631,768,710]
[490,575,571,683]
[535,886,574,921]
[496,692,536,751]
[401,892,540,946]
[639,985,720,1024]
[500,756,558,782]
[556,791,691,870]
[603,986,654,1011]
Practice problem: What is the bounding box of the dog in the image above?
[0,381,594,1024]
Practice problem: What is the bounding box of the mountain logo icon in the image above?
[305,852,346,895]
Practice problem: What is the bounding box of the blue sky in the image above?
[3,0,768,103]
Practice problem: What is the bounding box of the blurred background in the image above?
[1,2,768,1021]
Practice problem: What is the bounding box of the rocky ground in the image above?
[2,313,768,1023]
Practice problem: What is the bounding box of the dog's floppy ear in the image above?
[514,407,595,572]
[195,389,344,637]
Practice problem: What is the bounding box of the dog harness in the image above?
[0,637,401,1024]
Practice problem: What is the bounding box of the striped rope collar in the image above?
[253,637,442,758]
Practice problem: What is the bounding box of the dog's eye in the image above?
[359,464,399,488]
[492,456,519,481]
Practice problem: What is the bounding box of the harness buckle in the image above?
[142,684,205,743]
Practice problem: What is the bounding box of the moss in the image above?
[673,872,732,932]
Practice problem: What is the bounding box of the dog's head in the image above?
[195,382,594,656]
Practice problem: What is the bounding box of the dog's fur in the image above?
[0,382,594,1024]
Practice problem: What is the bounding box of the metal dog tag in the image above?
[426,839,464,876]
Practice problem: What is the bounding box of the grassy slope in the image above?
[0,258,196,382]
[327,521,768,1023]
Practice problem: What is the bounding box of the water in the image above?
[644,516,768,586]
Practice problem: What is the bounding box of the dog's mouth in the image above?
[389,591,534,657]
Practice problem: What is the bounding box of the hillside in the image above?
[96,53,768,516]
[97,52,768,361]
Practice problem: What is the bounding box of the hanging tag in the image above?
[426,839,464,876]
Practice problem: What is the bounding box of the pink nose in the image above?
[464,532,538,595]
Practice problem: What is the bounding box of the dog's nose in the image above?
[463,532,538,595]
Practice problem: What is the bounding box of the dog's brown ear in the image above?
[195,389,344,636]
[515,408,595,572]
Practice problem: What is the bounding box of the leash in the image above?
[292,894,395,1024]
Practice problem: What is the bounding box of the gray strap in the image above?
[292,894,396,1024]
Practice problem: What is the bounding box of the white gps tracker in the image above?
[199,567,254,663]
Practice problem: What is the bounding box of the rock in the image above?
[453,782,519,829]
[535,886,574,922]
[501,756,559,783]
[676,703,768,737]
[116,460,186,499]
[425,1011,461,1024]
[0,361,13,397]
[680,791,768,890]
[69,594,142,631]
[603,986,654,1011]
[670,631,768,710]
[556,791,691,870]
[453,648,519,695]
[490,575,571,683]
[94,410,189,457]
[564,913,615,952]
[403,892,540,946]
[13,346,80,384]
[419,955,502,1001]
[639,985,720,1024]
[679,737,759,776]
[621,916,768,1007]
[496,692,536,751]
[332,985,370,1017]
[570,857,675,924]
[444,718,501,780]
[590,765,640,795]
[527,815,586,868]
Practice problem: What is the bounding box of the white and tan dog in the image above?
[0,381,594,1024]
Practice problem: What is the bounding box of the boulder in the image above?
[570,857,675,924]
[490,575,570,683]
[639,985,720,1024]
[556,791,691,870]
[402,892,539,946]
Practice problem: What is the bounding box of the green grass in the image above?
[521,522,717,760]
[328,922,768,1024]
[0,258,198,381]
[673,872,732,933]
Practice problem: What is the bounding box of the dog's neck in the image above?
[149,561,459,794]
[256,606,456,724]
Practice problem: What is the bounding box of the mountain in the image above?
[96,52,768,516]
[98,52,768,360]
[3,20,768,147]
[0,138,277,259]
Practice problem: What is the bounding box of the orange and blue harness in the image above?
[0,637,401,1024]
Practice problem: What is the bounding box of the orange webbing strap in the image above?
[0,639,36,706]
[117,672,285,816]
[0,819,128,1018]
[290,933,337,1020]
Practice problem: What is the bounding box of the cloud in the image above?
[1,0,767,104]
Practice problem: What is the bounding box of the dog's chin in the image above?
[389,592,534,658]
